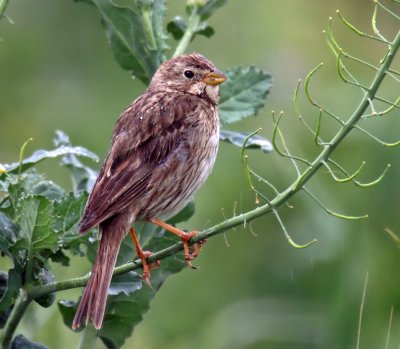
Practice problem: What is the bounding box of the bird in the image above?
[72,53,227,330]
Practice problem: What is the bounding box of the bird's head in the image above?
[150,53,227,104]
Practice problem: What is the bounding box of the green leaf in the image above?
[54,130,98,193]
[196,0,228,21]
[167,16,186,40]
[0,264,21,313]
[77,0,168,84]
[13,196,58,258]
[196,22,214,38]
[0,211,18,250]
[108,272,142,296]
[220,130,273,153]
[219,66,273,125]
[167,16,214,40]
[3,145,98,175]
[32,181,64,201]
[11,334,49,349]
[54,192,90,256]
[58,300,78,329]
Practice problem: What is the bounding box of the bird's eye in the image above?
[184,70,194,79]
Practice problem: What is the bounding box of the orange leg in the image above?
[129,228,156,287]
[149,218,204,268]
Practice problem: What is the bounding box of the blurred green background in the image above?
[1,1,400,348]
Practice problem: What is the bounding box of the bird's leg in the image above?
[148,218,204,268]
[129,228,157,287]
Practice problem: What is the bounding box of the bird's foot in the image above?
[136,250,159,288]
[130,228,160,288]
[148,218,206,269]
[176,231,207,269]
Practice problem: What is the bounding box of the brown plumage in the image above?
[72,53,227,330]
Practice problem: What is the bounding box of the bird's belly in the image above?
[139,126,219,221]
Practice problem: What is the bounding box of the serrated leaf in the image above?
[11,334,49,349]
[77,0,168,84]
[4,146,98,175]
[220,130,273,153]
[13,196,58,256]
[196,0,227,21]
[219,66,273,125]
[54,130,98,193]
[54,192,90,257]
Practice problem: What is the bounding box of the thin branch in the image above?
[364,95,400,117]
[354,125,400,147]
[372,2,389,42]
[272,208,317,248]
[303,187,368,220]
[336,9,391,44]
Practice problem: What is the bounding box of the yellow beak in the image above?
[202,70,227,86]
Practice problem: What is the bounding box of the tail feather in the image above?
[72,222,125,330]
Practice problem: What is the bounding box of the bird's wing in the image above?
[79,92,199,232]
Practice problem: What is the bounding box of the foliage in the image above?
[0,0,399,349]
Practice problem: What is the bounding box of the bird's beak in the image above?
[202,70,227,86]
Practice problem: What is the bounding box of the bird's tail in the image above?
[72,221,125,330]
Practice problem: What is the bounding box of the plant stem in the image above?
[0,0,10,21]
[77,325,97,349]
[172,9,200,57]
[0,290,31,349]
[141,8,157,51]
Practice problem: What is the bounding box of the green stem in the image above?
[172,9,200,57]
[77,325,97,349]
[142,8,157,51]
[0,290,31,349]
[0,0,10,20]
